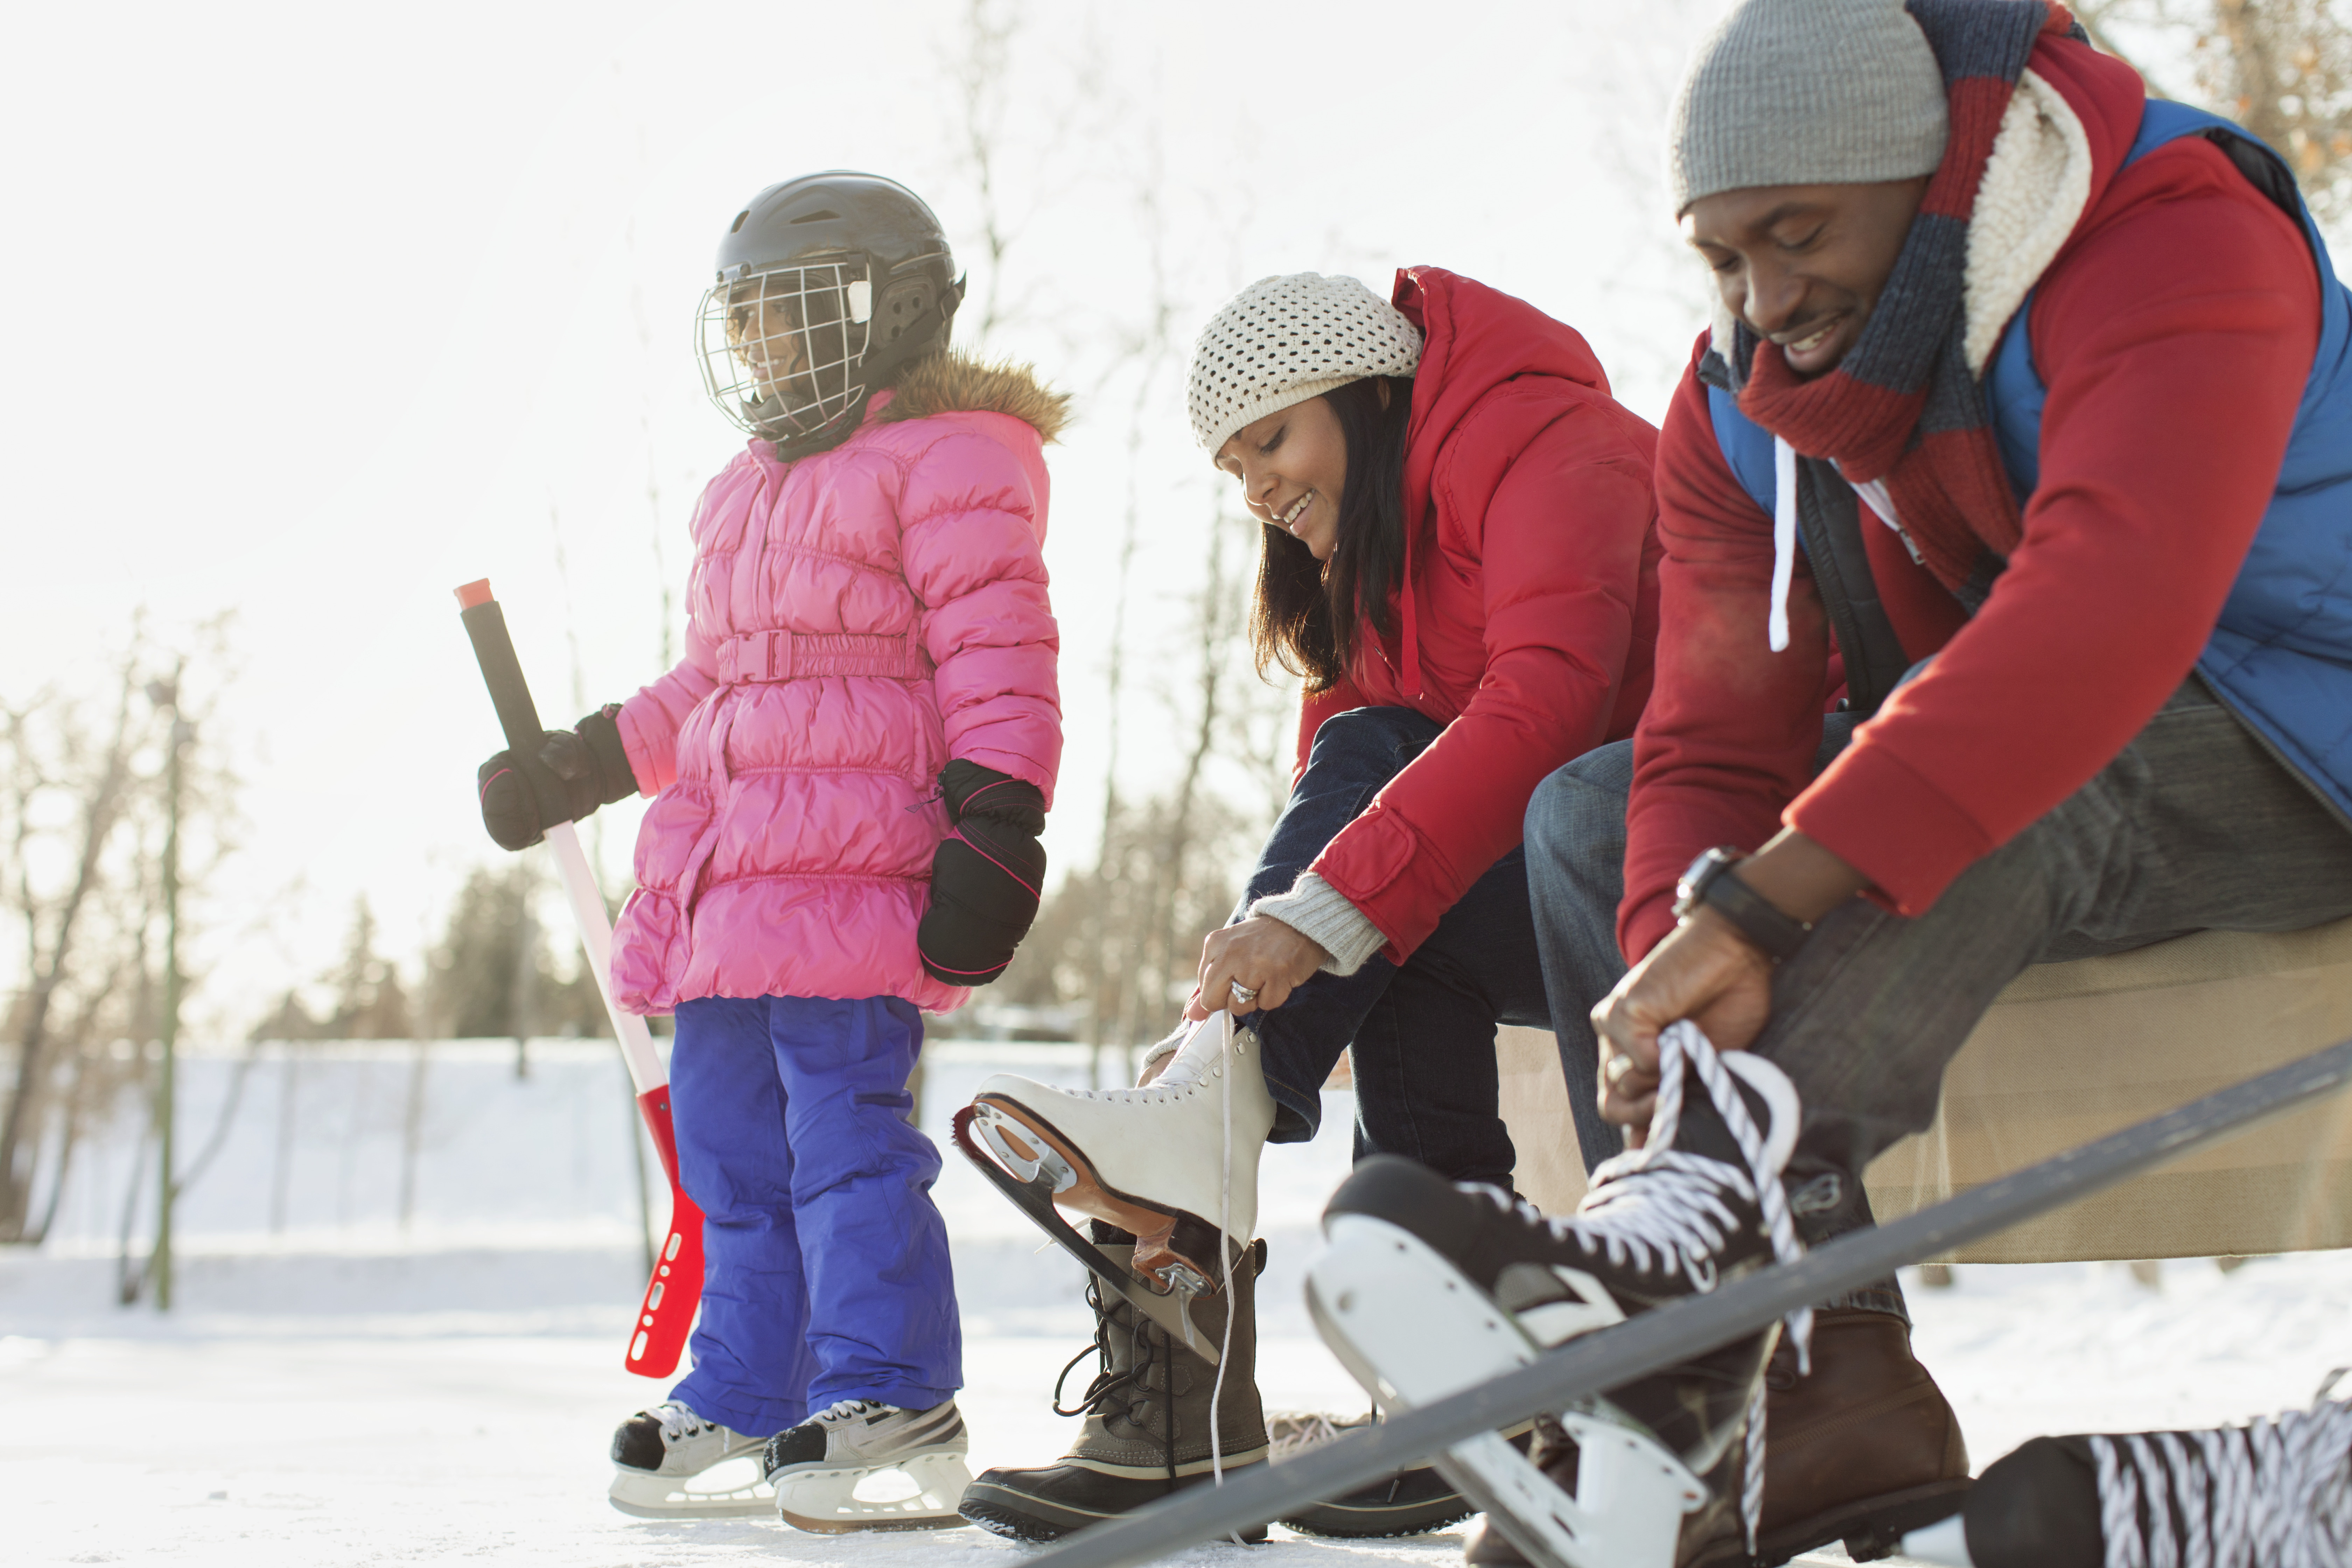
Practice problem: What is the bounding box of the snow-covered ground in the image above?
[7,1041,2352,1565]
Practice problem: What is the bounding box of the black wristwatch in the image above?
[1673,847,1813,964]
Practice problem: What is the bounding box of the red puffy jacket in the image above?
[1296,267,1662,962]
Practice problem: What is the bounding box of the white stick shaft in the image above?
[545,820,666,1094]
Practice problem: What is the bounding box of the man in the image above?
[1317,2,2352,1564]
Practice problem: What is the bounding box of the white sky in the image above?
[2,0,1735,1028]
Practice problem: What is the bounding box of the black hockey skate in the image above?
[1306,1022,1810,1568]
[1905,1369,2352,1568]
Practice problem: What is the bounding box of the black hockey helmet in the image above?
[695,172,964,457]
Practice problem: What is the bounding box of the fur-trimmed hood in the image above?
[876,349,1071,443]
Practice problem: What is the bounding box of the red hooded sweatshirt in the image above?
[1620,35,2319,962]
[1297,267,1663,961]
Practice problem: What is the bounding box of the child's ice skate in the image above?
[1306,1021,1813,1568]
[607,1401,772,1518]
[1903,1370,2352,1568]
[970,1010,1274,1295]
[762,1397,972,1533]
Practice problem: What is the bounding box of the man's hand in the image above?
[1591,909,1775,1132]
[1188,915,1328,1018]
[1594,827,1868,1134]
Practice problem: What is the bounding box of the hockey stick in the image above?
[1026,1034,2352,1568]
[949,1106,1221,1366]
[455,579,705,1379]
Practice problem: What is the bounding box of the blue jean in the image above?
[1526,681,2352,1301]
[1243,707,1551,1189]
[666,994,958,1436]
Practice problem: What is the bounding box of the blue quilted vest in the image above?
[1708,99,2352,827]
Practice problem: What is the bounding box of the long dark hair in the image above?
[1248,375,1414,692]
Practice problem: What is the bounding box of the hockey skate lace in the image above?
[1499,1021,1810,1554]
[652,1401,710,1442]
[814,1397,886,1425]
[2091,1370,2352,1568]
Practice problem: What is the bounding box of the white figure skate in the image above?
[607,1401,772,1518]
[971,1010,1275,1294]
[763,1397,973,1533]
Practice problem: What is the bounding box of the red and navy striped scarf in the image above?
[1700,0,2085,595]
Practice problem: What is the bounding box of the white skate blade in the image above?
[774,1449,973,1534]
[607,1459,774,1519]
[1900,1514,1975,1566]
[1309,1214,1545,1408]
[1308,1216,1700,1568]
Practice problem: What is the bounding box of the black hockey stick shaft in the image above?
[456,583,548,762]
[1029,1035,2352,1568]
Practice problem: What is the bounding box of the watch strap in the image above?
[1679,848,1812,962]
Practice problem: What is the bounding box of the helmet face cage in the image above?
[695,259,873,441]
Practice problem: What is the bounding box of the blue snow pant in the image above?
[665,994,959,1437]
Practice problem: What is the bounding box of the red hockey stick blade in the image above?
[625,1085,706,1378]
[626,1188,706,1378]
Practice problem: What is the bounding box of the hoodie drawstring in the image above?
[1769,437,1798,653]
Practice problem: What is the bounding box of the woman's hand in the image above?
[1187,916,1329,1018]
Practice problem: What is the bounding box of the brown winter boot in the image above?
[1464,1312,1968,1566]
[1753,1308,1972,1564]
[957,1237,1270,1542]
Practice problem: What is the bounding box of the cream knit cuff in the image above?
[1251,873,1388,978]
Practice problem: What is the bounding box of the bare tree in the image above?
[2080,1,2352,224]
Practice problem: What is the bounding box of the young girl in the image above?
[472,170,1065,1528]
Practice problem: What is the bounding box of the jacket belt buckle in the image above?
[764,630,788,682]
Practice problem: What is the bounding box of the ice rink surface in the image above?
[8,1042,2352,1565]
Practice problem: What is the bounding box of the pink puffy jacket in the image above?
[608,354,1068,1015]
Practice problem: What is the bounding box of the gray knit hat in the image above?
[1668,0,1950,214]
[1187,273,1423,454]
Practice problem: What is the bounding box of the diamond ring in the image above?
[1229,982,1260,1008]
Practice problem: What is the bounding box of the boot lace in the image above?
[1052,1273,1177,1475]
[2091,1371,2352,1568]
[1481,1021,1810,1554]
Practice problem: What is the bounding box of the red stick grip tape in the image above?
[454,579,495,610]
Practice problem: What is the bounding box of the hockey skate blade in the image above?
[775,1450,973,1534]
[1308,1214,1545,1409]
[1308,1217,1700,1568]
[1899,1515,1974,1566]
[607,1461,773,1519]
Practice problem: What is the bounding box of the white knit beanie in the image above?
[1186,273,1424,454]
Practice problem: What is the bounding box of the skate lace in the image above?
[814,1398,888,1426]
[652,1401,710,1442]
[2092,1371,2352,1568]
[1494,1022,1810,1555]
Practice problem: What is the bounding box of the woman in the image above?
[958,268,1661,1542]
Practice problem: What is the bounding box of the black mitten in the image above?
[476,706,638,851]
[918,760,1047,986]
